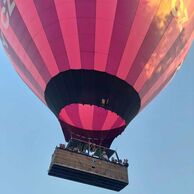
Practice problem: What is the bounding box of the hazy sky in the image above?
[0,43,194,194]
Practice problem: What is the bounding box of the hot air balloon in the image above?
[0,0,194,191]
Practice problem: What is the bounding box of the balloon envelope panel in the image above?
[0,0,193,147]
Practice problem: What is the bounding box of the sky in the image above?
[0,42,194,194]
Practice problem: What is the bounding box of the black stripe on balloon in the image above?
[140,15,194,99]
[34,0,70,71]
[5,1,51,83]
[0,31,43,96]
[126,9,174,84]
[106,0,140,74]
[44,70,141,125]
[142,69,177,109]
[75,0,96,69]
[140,24,194,99]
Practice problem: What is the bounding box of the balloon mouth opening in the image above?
[58,103,126,131]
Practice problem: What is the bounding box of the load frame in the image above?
[48,139,129,191]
